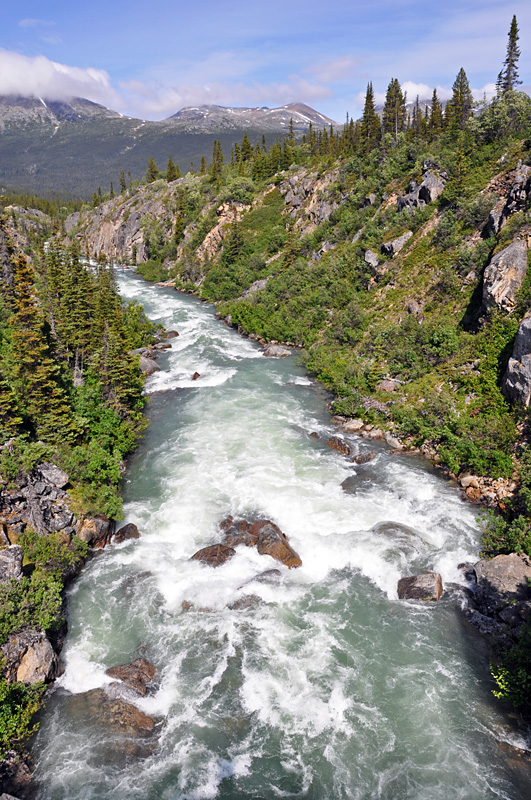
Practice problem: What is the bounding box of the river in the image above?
[32,271,531,799]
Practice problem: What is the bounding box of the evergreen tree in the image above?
[240,133,253,162]
[428,89,443,139]
[445,68,473,130]
[360,82,381,153]
[110,182,115,199]
[200,156,207,175]
[166,156,180,182]
[210,140,224,179]
[146,156,159,183]
[382,78,406,142]
[497,16,521,94]
[119,170,127,194]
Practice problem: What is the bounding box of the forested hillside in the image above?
[0,212,157,766]
[66,22,531,711]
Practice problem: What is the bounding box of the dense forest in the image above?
[0,219,157,760]
[1,13,531,773]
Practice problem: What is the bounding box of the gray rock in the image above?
[0,546,23,584]
[364,249,379,268]
[482,239,528,313]
[504,311,531,405]
[397,572,443,601]
[139,356,161,375]
[37,462,69,488]
[418,171,445,204]
[381,231,413,257]
[364,193,377,207]
[49,508,74,531]
[473,553,531,616]
[241,278,269,299]
[1,628,61,684]
[262,344,291,358]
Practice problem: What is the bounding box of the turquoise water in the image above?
[33,271,531,799]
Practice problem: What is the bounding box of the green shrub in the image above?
[0,678,45,758]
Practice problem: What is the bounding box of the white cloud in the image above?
[18,18,54,28]
[306,56,360,84]
[0,49,119,106]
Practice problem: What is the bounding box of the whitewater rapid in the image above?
[32,271,531,800]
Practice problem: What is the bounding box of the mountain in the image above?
[0,95,336,200]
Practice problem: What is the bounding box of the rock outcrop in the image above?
[279,168,344,236]
[381,231,413,257]
[1,628,62,684]
[463,553,531,638]
[396,165,446,212]
[397,572,443,601]
[77,516,114,548]
[0,546,23,583]
[487,161,531,236]
[503,310,531,405]
[481,239,528,313]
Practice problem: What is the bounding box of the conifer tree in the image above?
[497,16,521,94]
[240,133,253,162]
[200,156,207,175]
[119,170,127,193]
[428,89,443,140]
[10,256,78,444]
[382,78,406,142]
[166,156,179,182]
[445,68,473,130]
[146,156,159,183]
[360,82,381,153]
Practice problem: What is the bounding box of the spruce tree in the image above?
[119,170,127,193]
[428,89,443,140]
[445,68,473,130]
[166,156,179,182]
[497,16,521,94]
[360,82,381,153]
[382,78,406,142]
[146,156,159,183]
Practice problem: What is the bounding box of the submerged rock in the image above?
[72,688,159,737]
[326,436,352,455]
[397,572,443,601]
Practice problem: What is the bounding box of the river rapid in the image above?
[32,271,531,800]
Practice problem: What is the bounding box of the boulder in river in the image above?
[326,436,352,455]
[71,688,159,737]
[191,543,236,567]
[397,572,443,601]
[105,657,156,697]
[218,517,302,568]
[249,520,302,568]
[139,356,160,375]
[114,523,140,543]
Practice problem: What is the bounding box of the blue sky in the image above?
[0,1,529,121]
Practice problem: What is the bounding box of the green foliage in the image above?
[18,529,87,581]
[0,678,45,758]
[491,618,531,711]
[0,573,63,645]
